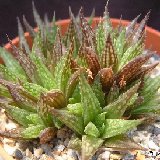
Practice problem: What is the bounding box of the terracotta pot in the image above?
[4,18,160,55]
[0,18,160,159]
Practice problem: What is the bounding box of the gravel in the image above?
[97,151,110,160]
[34,148,44,159]
[13,149,23,160]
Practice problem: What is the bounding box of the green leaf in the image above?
[52,117,63,129]
[69,7,82,44]
[0,84,11,97]
[22,82,47,98]
[21,124,45,139]
[54,54,70,92]
[68,137,82,152]
[69,85,81,104]
[26,114,44,125]
[80,75,102,126]
[67,103,83,116]
[88,9,95,26]
[119,39,143,69]
[103,82,140,118]
[91,75,105,107]
[40,113,54,127]
[0,65,17,81]
[82,135,104,160]
[66,69,84,101]
[140,76,160,101]
[63,17,77,48]
[132,97,160,114]
[132,76,160,114]
[53,54,68,90]
[84,122,100,138]
[50,14,58,43]
[30,54,56,90]
[53,46,72,93]
[44,14,57,49]
[94,112,106,129]
[31,33,44,57]
[2,104,33,127]
[102,119,143,139]
[94,113,106,135]
[114,29,126,59]
[106,82,119,104]
[103,1,112,35]
[0,48,27,80]
[51,109,84,135]
[96,22,105,55]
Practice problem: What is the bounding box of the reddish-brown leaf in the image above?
[39,127,56,144]
[128,62,159,84]
[53,28,63,63]
[38,90,66,116]
[99,68,114,93]
[7,37,38,83]
[115,53,153,86]
[70,59,79,72]
[64,19,76,46]
[0,129,23,140]
[83,47,101,82]
[0,79,37,111]
[79,7,96,49]
[101,34,118,72]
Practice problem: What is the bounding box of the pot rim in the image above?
[4,18,160,54]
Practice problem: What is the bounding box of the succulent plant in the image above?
[0,2,160,159]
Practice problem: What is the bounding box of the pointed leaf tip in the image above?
[51,109,84,135]
[103,119,143,139]
[99,68,114,93]
[104,82,140,118]
[82,135,104,160]
[84,122,100,138]
[80,74,101,126]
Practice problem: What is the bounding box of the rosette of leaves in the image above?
[52,4,160,160]
[0,1,159,159]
